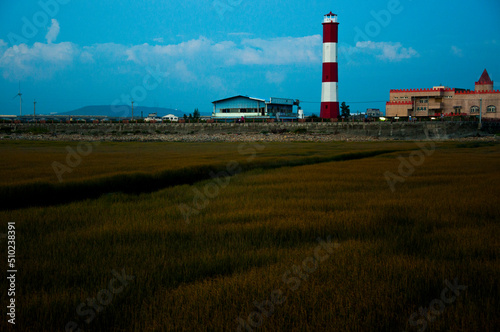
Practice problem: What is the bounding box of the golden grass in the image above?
[0,140,419,186]
[0,141,498,331]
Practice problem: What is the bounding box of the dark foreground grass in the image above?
[0,141,498,331]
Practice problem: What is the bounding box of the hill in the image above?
[59,105,183,118]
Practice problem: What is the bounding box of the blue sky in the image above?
[0,0,499,116]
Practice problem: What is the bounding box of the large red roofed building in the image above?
[386,69,499,119]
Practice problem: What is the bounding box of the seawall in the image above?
[1,121,499,140]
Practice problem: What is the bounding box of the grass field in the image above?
[0,140,498,331]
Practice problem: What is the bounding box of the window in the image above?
[419,99,428,103]
[487,105,496,113]
[470,106,479,113]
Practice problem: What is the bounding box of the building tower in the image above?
[475,69,494,92]
[320,12,339,119]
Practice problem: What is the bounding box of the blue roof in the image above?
[212,95,265,104]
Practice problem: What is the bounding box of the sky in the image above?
[0,0,499,116]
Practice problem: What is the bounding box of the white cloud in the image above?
[355,41,419,61]
[451,45,463,57]
[237,36,322,65]
[79,51,94,63]
[123,38,213,65]
[120,35,322,67]
[174,60,196,83]
[45,19,60,44]
[206,75,227,92]
[227,32,253,37]
[212,40,236,53]
[0,41,76,80]
[0,32,322,87]
[84,43,128,61]
[266,71,286,84]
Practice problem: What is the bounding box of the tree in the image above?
[341,102,350,118]
[193,108,200,120]
[183,114,188,120]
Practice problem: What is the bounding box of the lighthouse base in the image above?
[320,102,339,119]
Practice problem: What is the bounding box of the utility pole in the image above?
[479,98,482,129]
[14,82,23,117]
[131,99,134,121]
[33,99,36,122]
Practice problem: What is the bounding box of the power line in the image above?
[301,96,500,104]
[300,100,387,104]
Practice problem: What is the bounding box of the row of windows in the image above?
[220,108,263,113]
[419,99,428,103]
[470,106,497,113]
[398,105,497,113]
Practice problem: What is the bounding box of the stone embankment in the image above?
[1,121,498,142]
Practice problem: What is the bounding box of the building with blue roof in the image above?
[212,95,302,120]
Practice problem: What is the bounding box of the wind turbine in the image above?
[13,83,22,116]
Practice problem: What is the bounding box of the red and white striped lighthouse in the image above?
[320,12,339,119]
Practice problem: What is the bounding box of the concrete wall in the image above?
[1,121,498,139]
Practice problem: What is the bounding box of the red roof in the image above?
[325,11,337,16]
[476,69,493,85]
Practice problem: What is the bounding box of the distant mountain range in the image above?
[58,105,184,118]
